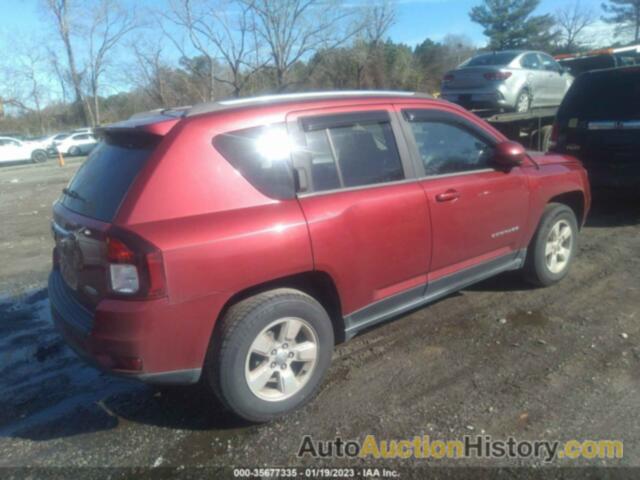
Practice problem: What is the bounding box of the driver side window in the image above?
[409,121,494,176]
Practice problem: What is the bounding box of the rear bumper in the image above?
[585,165,640,189]
[586,167,640,190]
[49,270,211,385]
[440,86,515,110]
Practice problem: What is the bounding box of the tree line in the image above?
[1,0,637,135]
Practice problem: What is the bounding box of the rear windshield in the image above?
[60,133,159,222]
[558,68,640,120]
[464,52,518,67]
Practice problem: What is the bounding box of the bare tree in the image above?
[602,0,640,42]
[44,0,88,125]
[162,0,265,98]
[243,0,363,90]
[131,43,172,107]
[85,0,138,125]
[555,1,596,51]
[364,0,396,46]
[0,47,51,133]
[48,49,69,104]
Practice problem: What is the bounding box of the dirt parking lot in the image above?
[0,158,639,475]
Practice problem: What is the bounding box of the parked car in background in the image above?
[0,136,48,163]
[54,132,98,156]
[46,133,71,156]
[441,50,574,113]
[550,66,640,189]
[72,127,94,135]
[49,91,590,422]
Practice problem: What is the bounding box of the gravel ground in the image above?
[0,158,639,477]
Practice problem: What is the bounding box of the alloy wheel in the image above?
[244,317,318,402]
[545,219,573,274]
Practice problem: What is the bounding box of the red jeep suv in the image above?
[49,91,590,421]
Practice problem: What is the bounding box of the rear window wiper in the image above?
[62,187,86,202]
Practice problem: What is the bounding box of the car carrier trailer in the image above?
[472,107,558,152]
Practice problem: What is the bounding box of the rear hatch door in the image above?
[557,68,640,168]
[52,127,166,310]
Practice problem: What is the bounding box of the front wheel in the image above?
[205,289,334,422]
[524,203,578,286]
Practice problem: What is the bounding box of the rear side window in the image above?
[558,69,640,120]
[299,112,404,192]
[521,53,541,70]
[213,123,295,199]
[60,134,159,222]
[540,53,561,72]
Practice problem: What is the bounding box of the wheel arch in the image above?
[30,149,48,162]
[213,270,346,345]
[548,190,586,228]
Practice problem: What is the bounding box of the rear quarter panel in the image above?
[112,109,314,371]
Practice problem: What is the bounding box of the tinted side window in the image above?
[521,53,541,70]
[75,134,89,140]
[408,121,494,175]
[301,117,404,191]
[213,123,295,199]
[540,54,561,72]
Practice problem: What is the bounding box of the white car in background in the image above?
[55,133,98,156]
[0,136,49,164]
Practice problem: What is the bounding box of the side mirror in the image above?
[493,141,526,168]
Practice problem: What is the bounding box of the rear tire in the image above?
[68,146,80,156]
[204,288,334,422]
[524,203,578,286]
[515,90,531,113]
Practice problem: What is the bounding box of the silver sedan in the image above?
[440,50,574,113]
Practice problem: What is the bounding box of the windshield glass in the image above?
[558,68,640,120]
[464,52,519,67]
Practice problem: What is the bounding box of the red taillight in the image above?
[107,237,135,263]
[484,71,512,81]
[105,231,166,299]
[145,251,166,298]
[443,73,454,82]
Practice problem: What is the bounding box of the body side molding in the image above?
[343,249,527,339]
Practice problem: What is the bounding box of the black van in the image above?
[550,66,640,189]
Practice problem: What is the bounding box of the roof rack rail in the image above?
[186,90,432,117]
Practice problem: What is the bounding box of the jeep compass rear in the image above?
[50,91,590,422]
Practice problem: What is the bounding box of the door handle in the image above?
[435,189,460,202]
